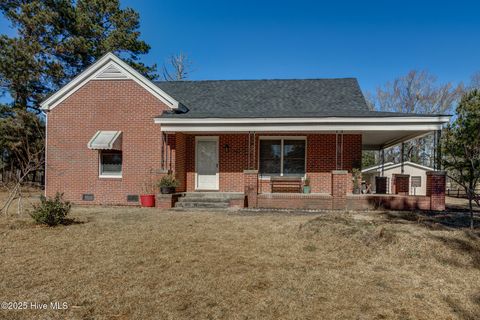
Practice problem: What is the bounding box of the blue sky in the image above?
[2,0,480,95]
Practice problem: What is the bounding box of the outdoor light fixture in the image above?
[224,144,230,152]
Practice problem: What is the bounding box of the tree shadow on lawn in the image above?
[380,209,480,231]
[61,218,85,226]
[430,232,480,270]
[444,294,480,320]
[1,216,86,231]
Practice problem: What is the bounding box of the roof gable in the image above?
[41,52,179,110]
[362,161,434,173]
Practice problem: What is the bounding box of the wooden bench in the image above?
[270,176,303,193]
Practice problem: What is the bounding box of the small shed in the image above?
[362,161,434,196]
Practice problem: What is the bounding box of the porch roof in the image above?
[154,115,450,150]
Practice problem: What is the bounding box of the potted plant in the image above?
[157,174,178,194]
[352,168,362,194]
[140,179,156,207]
[303,176,311,194]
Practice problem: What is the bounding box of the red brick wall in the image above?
[426,171,446,211]
[257,193,333,210]
[185,134,249,192]
[46,80,172,205]
[244,170,259,207]
[46,79,363,204]
[184,133,361,193]
[174,133,187,192]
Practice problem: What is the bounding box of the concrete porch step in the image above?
[177,197,229,203]
[180,192,244,200]
[175,201,229,209]
[173,192,244,209]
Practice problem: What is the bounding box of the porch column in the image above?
[426,171,446,211]
[331,170,348,210]
[392,174,410,195]
[174,132,187,192]
[244,170,258,208]
[434,129,442,170]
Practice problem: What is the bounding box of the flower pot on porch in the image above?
[140,194,155,207]
[160,186,176,194]
[303,186,311,194]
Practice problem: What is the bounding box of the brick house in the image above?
[41,53,449,210]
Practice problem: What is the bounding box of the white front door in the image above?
[195,137,219,190]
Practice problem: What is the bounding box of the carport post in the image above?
[380,148,385,177]
[401,142,405,174]
[434,129,442,170]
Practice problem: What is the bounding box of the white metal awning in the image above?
[87,131,122,150]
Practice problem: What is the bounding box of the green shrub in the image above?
[157,174,179,188]
[30,193,71,226]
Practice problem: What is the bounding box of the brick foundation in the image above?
[426,171,446,211]
[257,193,332,210]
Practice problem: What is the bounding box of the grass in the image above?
[1,192,480,319]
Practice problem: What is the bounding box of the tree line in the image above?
[0,0,478,227]
[0,0,191,213]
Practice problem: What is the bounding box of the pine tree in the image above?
[442,90,480,229]
[0,0,156,112]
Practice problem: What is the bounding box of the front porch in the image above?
[154,131,446,211]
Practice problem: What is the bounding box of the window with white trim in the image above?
[259,138,306,176]
[100,151,122,177]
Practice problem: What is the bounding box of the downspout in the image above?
[42,110,48,197]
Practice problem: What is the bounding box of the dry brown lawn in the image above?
[1,191,480,319]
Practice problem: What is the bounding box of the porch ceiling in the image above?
[361,129,433,150]
[156,115,450,150]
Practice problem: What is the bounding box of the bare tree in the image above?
[367,70,464,167]
[371,70,463,114]
[470,71,480,90]
[162,53,193,81]
[0,111,44,215]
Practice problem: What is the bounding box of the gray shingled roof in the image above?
[154,79,442,118]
